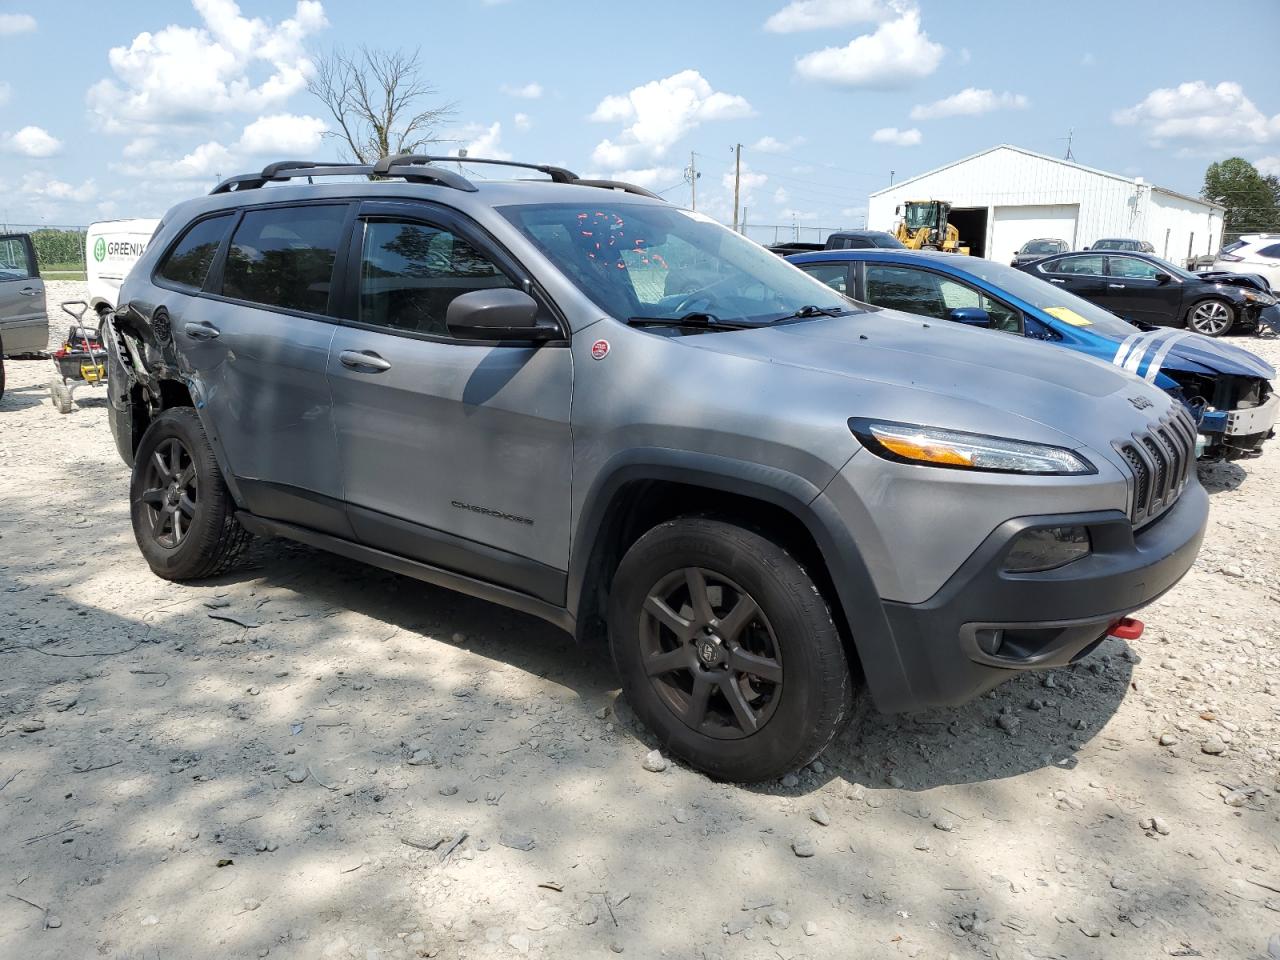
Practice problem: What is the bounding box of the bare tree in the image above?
[308,47,456,163]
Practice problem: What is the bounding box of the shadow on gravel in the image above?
[1197,459,1247,494]
[0,378,55,412]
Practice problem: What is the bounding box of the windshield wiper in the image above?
[771,304,849,323]
[627,312,760,331]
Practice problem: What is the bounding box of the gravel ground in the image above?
[2,281,1278,960]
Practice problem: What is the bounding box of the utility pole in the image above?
[731,143,742,232]
[684,151,700,210]
[889,169,895,186]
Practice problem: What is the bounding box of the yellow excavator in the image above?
[893,200,969,255]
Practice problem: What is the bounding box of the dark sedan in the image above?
[1010,238,1068,267]
[1015,250,1279,336]
[1090,238,1155,252]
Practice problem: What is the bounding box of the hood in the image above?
[1115,326,1276,381]
[1198,270,1272,294]
[679,308,1173,449]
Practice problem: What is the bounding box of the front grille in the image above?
[1115,409,1197,527]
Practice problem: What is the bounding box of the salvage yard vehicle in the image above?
[0,231,48,400]
[104,156,1208,782]
[86,218,161,317]
[1010,238,1067,267]
[1089,238,1154,253]
[1211,234,1280,290]
[791,249,1277,461]
[1017,250,1280,337]
[893,200,968,254]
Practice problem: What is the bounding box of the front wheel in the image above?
[130,407,250,580]
[609,518,854,782]
[1186,298,1234,337]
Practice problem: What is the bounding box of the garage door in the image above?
[989,204,1079,264]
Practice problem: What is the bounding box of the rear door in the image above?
[1035,253,1107,303]
[156,203,351,535]
[1105,255,1183,327]
[0,233,47,356]
[326,200,572,601]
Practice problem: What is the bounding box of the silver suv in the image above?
[0,232,48,397]
[104,157,1209,781]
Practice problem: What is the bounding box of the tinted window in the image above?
[865,265,1020,332]
[1108,256,1162,280]
[358,220,515,337]
[871,234,905,249]
[157,215,231,290]
[0,236,33,280]
[221,205,346,313]
[798,263,848,295]
[1258,243,1280,258]
[1043,255,1104,276]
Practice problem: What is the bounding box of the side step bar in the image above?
[236,512,576,634]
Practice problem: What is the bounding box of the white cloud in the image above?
[22,173,96,202]
[0,13,36,34]
[588,70,753,168]
[86,0,328,132]
[237,113,327,155]
[605,166,680,189]
[795,9,943,88]
[6,125,61,157]
[122,136,157,159]
[172,140,235,177]
[721,161,768,201]
[751,134,805,154]
[501,81,543,99]
[451,121,511,161]
[1113,81,1280,147]
[513,112,532,132]
[773,186,789,204]
[764,0,896,33]
[1255,156,1280,177]
[870,126,921,146]
[910,88,1028,120]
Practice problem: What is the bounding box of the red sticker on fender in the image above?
[591,339,610,360]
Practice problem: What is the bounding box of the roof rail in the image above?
[210,156,664,201]
[374,154,579,183]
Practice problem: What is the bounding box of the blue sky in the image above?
[1,0,1278,229]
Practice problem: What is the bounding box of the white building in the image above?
[866,144,1225,266]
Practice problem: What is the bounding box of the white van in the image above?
[87,218,161,315]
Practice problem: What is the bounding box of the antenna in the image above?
[1062,128,1076,162]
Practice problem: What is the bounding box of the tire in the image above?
[609,518,854,782]
[0,356,6,403]
[129,407,251,580]
[105,338,135,467]
[1186,298,1234,337]
[50,379,73,414]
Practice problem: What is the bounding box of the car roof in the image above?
[788,248,970,268]
[829,229,893,237]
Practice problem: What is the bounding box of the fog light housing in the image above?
[1004,526,1090,573]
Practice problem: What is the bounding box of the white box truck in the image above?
[86,218,161,316]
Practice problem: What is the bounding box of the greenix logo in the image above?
[93,237,106,262]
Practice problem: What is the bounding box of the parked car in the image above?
[1010,238,1068,267]
[105,156,1208,781]
[824,230,905,250]
[1015,250,1279,337]
[86,218,161,317]
[789,249,1277,461]
[0,231,49,398]
[1090,238,1155,253]
[1211,234,1280,291]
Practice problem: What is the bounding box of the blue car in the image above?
[787,249,1277,461]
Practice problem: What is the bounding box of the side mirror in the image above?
[445,288,555,341]
[1154,272,1171,284]
[947,307,991,328]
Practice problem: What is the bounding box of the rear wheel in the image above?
[609,518,853,782]
[1186,298,1234,336]
[130,407,250,580]
[50,379,73,414]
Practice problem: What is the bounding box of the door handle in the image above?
[1108,283,1126,289]
[1048,278,1065,284]
[18,287,37,296]
[339,350,392,372]
[184,321,220,340]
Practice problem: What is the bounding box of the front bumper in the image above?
[871,480,1208,712]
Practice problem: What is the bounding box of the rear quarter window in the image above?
[156,215,233,290]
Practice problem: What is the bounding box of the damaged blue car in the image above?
[788,249,1277,461]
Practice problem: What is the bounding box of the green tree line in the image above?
[30,228,87,267]
[1201,158,1280,243]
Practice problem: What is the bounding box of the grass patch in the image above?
[41,268,87,281]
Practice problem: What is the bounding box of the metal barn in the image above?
[866,145,1225,266]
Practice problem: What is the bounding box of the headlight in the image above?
[1243,289,1277,306]
[1004,525,1091,572]
[850,419,1096,475]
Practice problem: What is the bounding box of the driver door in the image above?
[326,201,573,602]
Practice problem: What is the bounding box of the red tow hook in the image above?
[1109,617,1144,641]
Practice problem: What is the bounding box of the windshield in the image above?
[499,202,852,325]
[959,259,1143,337]
[1021,239,1065,255]
[903,203,937,230]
